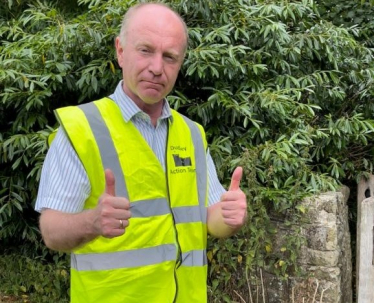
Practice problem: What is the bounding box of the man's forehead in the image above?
[124,4,187,53]
[127,5,184,33]
[129,5,177,25]
[128,23,184,47]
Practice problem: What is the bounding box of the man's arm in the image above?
[39,170,131,252]
[207,167,247,238]
[40,208,98,252]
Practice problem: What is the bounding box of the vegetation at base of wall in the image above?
[0,247,69,302]
[1,0,374,301]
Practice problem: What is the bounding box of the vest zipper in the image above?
[165,120,182,303]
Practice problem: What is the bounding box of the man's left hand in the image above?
[220,166,247,229]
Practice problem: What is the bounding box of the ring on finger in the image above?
[119,219,124,229]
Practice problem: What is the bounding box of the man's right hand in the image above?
[39,169,131,251]
[93,169,132,238]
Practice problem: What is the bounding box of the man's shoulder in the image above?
[171,109,203,129]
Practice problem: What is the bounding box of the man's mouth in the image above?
[142,80,164,89]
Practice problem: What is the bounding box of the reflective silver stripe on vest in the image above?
[79,102,129,199]
[173,205,207,223]
[179,115,207,223]
[71,244,177,271]
[71,247,206,271]
[131,198,169,218]
[181,250,207,267]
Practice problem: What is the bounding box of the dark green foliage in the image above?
[0,250,69,302]
[318,0,374,47]
[1,0,374,301]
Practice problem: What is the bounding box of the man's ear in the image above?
[115,37,124,68]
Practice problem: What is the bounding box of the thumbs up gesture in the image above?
[93,169,131,238]
[220,167,247,230]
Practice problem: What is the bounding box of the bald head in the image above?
[118,3,188,55]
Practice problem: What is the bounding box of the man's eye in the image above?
[165,55,176,62]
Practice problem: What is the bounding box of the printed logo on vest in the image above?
[172,154,192,167]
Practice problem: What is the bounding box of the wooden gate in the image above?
[357,175,374,302]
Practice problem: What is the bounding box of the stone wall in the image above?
[264,188,352,303]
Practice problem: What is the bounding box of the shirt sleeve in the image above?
[206,149,226,206]
[34,128,91,213]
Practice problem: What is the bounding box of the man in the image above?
[35,3,247,303]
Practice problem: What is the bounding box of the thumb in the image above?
[229,166,243,191]
[104,169,116,196]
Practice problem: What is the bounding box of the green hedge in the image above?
[0,251,69,302]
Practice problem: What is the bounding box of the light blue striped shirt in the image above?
[35,81,226,213]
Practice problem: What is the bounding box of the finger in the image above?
[220,191,244,204]
[229,166,243,191]
[221,199,240,210]
[105,169,116,196]
[109,197,131,210]
[117,218,130,229]
[111,208,132,220]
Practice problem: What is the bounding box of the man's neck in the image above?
[121,83,164,127]
[139,100,164,127]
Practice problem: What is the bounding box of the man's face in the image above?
[116,6,186,107]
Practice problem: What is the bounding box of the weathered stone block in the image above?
[305,225,338,251]
[306,248,339,266]
[263,188,352,303]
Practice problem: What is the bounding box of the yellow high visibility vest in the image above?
[53,97,208,303]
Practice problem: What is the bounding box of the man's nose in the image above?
[149,54,163,75]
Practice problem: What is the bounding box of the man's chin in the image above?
[140,91,166,104]
[142,98,164,105]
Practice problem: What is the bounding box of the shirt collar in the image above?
[108,81,173,123]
